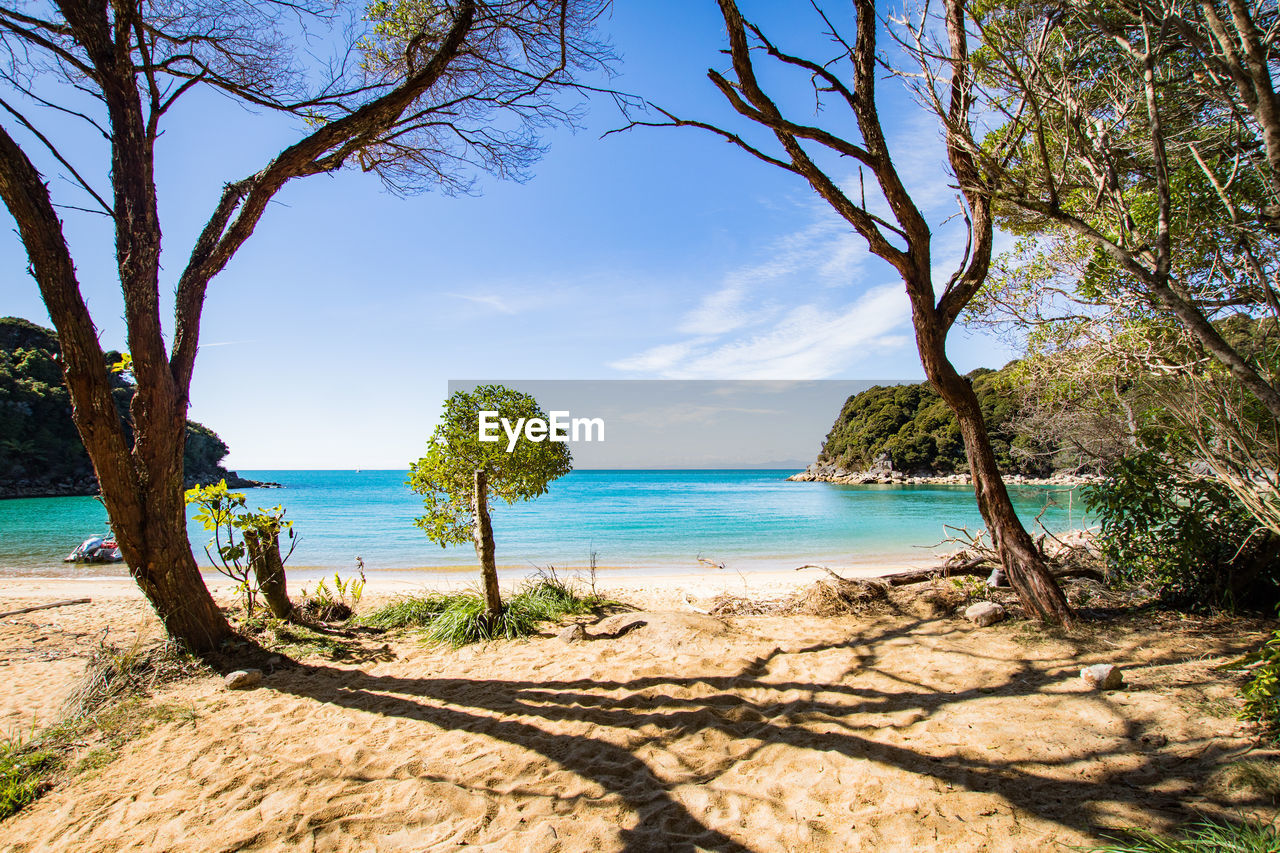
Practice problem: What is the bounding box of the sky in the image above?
[0,1,1019,470]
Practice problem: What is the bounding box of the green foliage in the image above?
[185,480,296,613]
[818,364,1050,475]
[1243,629,1280,735]
[297,572,365,621]
[361,592,454,628]
[0,736,59,820]
[518,574,598,618]
[420,592,541,647]
[183,422,232,484]
[408,385,573,547]
[362,575,604,646]
[1083,445,1280,610]
[360,0,452,75]
[1090,817,1280,852]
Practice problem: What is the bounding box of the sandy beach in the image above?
[0,572,1277,852]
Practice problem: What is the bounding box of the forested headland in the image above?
[794,363,1061,482]
[0,317,264,498]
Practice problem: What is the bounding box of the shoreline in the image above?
[788,467,1102,486]
[0,559,936,603]
[0,552,951,583]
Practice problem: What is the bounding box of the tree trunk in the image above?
[243,527,293,620]
[102,467,236,652]
[472,468,503,622]
[916,323,1076,626]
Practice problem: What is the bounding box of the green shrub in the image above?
[1090,817,1280,852]
[1243,628,1280,736]
[296,572,365,621]
[1083,447,1280,610]
[517,576,599,619]
[422,593,544,647]
[361,592,454,629]
[361,575,607,647]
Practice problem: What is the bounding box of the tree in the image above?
[186,480,298,620]
[408,385,572,623]
[955,0,1280,420]
[953,0,1280,537]
[0,0,612,651]
[624,0,1074,622]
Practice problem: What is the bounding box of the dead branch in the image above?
[0,598,91,618]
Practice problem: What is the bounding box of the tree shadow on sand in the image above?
[269,614,1262,852]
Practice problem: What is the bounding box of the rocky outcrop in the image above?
[787,458,1102,487]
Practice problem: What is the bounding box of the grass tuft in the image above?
[421,593,539,647]
[0,638,209,823]
[64,637,205,720]
[0,736,59,820]
[360,593,454,629]
[1220,760,1280,802]
[360,570,615,648]
[1091,817,1280,852]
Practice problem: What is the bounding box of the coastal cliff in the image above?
[0,316,270,498]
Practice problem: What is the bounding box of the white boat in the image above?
[64,534,123,563]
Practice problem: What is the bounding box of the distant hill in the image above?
[0,316,262,498]
[806,364,1055,479]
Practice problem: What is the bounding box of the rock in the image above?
[964,601,1006,627]
[557,623,588,643]
[1081,663,1123,690]
[986,568,1007,588]
[224,668,263,690]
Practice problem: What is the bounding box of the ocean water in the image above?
[0,469,1089,580]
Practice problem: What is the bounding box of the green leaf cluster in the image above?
[408,385,572,547]
[1243,629,1280,736]
[359,0,452,76]
[184,480,295,610]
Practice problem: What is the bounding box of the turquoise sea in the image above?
[0,470,1089,581]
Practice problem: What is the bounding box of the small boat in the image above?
[64,534,123,563]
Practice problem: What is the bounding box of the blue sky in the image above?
[0,1,1017,469]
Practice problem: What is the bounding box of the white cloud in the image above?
[678,286,752,335]
[610,338,713,373]
[447,292,521,314]
[610,197,915,379]
[613,284,909,379]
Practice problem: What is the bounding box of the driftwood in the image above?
[795,565,1106,586]
[0,598,91,618]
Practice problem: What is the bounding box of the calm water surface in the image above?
[0,469,1089,579]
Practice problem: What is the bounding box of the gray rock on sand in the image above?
[964,601,1006,627]
[557,623,588,644]
[224,668,263,690]
[1081,663,1124,690]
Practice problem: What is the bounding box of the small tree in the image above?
[186,480,297,620]
[409,385,572,624]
